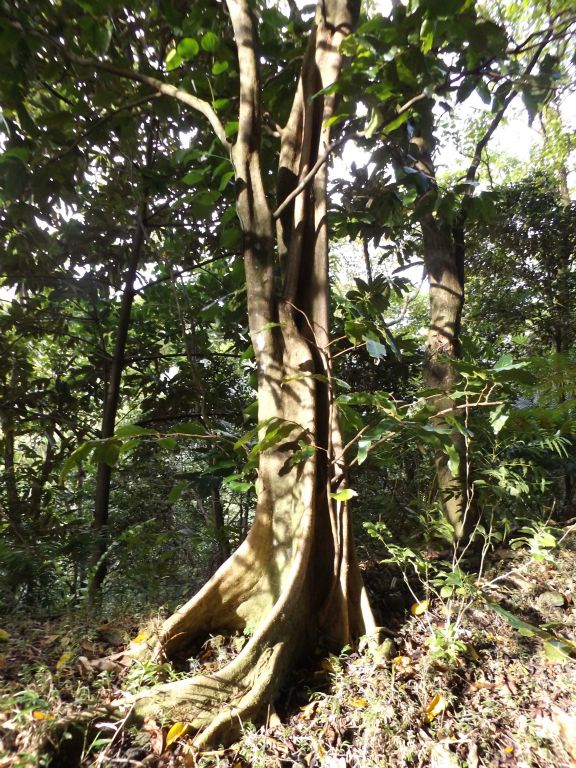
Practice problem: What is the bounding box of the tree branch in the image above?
[6,18,231,151]
[466,28,554,183]
[273,132,355,220]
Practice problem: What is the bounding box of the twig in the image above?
[6,17,231,150]
[273,132,357,220]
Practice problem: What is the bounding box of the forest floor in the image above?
[1,529,576,768]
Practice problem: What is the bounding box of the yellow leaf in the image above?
[349,697,368,708]
[320,658,335,673]
[424,693,447,723]
[56,651,74,670]
[504,746,514,754]
[299,701,318,719]
[130,631,149,645]
[411,600,429,616]
[0,629,9,642]
[32,711,53,721]
[165,721,189,748]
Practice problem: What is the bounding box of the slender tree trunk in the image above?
[211,483,231,567]
[89,203,148,600]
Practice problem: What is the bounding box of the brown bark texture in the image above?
[127,0,377,749]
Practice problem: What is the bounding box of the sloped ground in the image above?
[1,531,575,768]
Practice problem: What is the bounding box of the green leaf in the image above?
[382,110,411,134]
[60,441,97,482]
[166,48,183,71]
[212,60,229,76]
[201,31,219,53]
[177,37,200,60]
[168,481,189,503]
[158,437,178,450]
[366,338,387,360]
[182,169,206,186]
[223,474,253,493]
[493,354,526,371]
[357,437,371,466]
[91,440,121,467]
[489,404,509,435]
[445,443,460,477]
[167,421,207,437]
[329,488,358,502]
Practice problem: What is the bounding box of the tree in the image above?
[125,0,382,746]
[328,0,574,538]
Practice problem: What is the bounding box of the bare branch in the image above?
[273,132,355,220]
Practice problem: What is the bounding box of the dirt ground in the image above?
[1,532,575,768]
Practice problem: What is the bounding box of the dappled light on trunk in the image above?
[128,0,377,747]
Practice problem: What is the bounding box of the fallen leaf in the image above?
[320,658,336,673]
[467,741,479,768]
[38,634,59,646]
[130,630,149,645]
[31,711,53,721]
[143,718,164,755]
[430,742,460,768]
[0,629,9,642]
[165,721,190,748]
[551,705,576,762]
[424,693,448,723]
[349,697,368,708]
[411,600,429,616]
[56,651,74,669]
[299,701,319,719]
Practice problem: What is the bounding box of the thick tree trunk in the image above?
[129,0,377,748]
[421,214,469,539]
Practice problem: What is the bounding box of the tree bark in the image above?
[89,203,148,600]
[421,213,468,538]
[128,0,377,748]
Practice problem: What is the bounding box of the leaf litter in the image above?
[0,532,575,767]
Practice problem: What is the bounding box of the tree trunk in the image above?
[89,203,147,600]
[421,213,469,539]
[129,0,377,748]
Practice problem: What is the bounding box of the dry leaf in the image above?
[130,630,149,645]
[430,742,460,768]
[143,718,164,755]
[349,697,368,708]
[551,705,576,762]
[424,693,448,723]
[31,711,53,721]
[299,701,319,719]
[56,651,74,669]
[38,634,59,646]
[411,600,429,616]
[165,721,190,748]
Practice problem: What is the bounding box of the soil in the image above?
[1,531,575,768]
